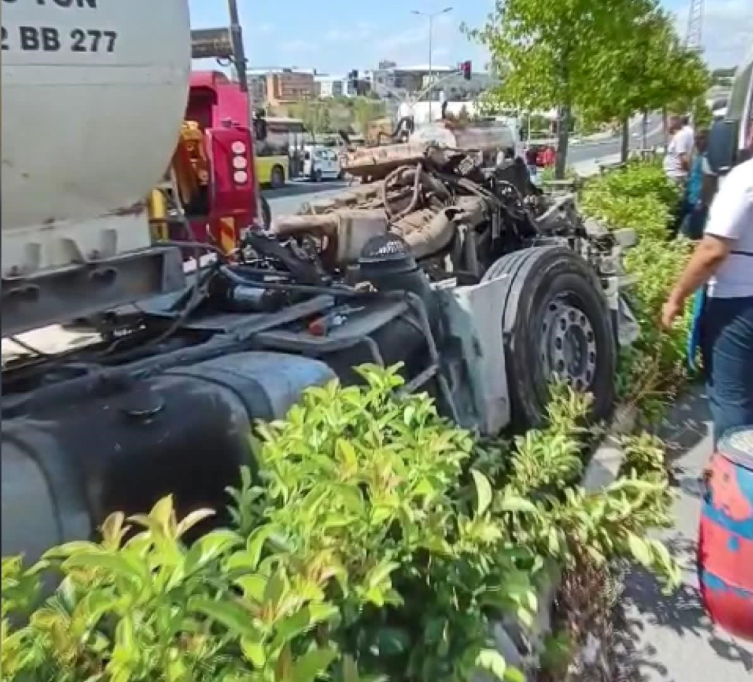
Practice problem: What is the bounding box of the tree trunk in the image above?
[642,110,648,150]
[621,116,630,163]
[555,105,571,180]
[662,106,668,145]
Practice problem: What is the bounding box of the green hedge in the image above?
[2,368,679,682]
[581,160,694,420]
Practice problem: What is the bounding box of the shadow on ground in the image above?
[611,386,753,681]
[614,564,753,680]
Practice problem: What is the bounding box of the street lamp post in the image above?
[411,6,452,121]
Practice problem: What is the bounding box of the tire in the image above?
[314,169,323,183]
[270,166,285,189]
[482,246,616,431]
[260,195,272,229]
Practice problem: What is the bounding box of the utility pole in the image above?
[227,0,248,92]
[411,7,453,121]
[685,0,704,53]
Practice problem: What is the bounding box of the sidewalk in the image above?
[614,386,753,681]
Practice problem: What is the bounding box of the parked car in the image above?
[303,145,343,182]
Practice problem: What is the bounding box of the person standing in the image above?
[525,147,540,184]
[681,129,718,240]
[681,114,695,149]
[665,115,697,237]
[664,114,694,185]
[662,133,753,442]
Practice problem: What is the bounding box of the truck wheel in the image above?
[270,166,285,189]
[314,169,323,183]
[482,246,616,431]
[261,195,272,229]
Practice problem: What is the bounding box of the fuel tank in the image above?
[1,352,335,563]
[1,0,191,277]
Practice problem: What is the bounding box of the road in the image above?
[264,180,351,219]
[264,115,666,219]
[569,113,665,165]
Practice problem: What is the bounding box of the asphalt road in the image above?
[569,113,665,165]
[265,180,351,219]
[264,115,667,220]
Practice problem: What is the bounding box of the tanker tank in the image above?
[1,0,192,335]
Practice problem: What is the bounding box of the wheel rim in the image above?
[540,297,597,391]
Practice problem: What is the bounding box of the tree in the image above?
[583,5,709,161]
[470,0,656,179]
[351,97,386,135]
[288,100,332,138]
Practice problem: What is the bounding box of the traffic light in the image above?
[460,60,472,81]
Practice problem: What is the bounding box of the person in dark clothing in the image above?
[679,129,718,240]
[525,147,540,184]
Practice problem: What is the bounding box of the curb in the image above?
[474,404,640,681]
[583,405,638,493]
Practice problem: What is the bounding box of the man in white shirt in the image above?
[664,115,694,184]
[680,114,695,149]
[662,128,753,441]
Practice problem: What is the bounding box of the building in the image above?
[247,68,316,107]
[367,64,451,98]
[315,74,357,99]
[431,72,497,103]
[248,74,267,108]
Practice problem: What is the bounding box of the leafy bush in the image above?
[490,386,679,588]
[2,368,679,681]
[1,501,341,682]
[580,160,693,418]
[619,431,671,482]
[580,160,680,243]
[540,165,576,183]
[244,365,529,681]
[582,160,681,212]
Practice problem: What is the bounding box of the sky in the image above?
[188,0,753,74]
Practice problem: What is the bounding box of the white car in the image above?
[303,146,343,182]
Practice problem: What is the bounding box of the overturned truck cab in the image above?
[1,1,639,565]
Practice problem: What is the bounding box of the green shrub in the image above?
[490,386,679,589]
[1,500,340,681]
[2,367,680,682]
[580,161,693,418]
[619,432,670,482]
[540,165,576,183]
[583,160,680,210]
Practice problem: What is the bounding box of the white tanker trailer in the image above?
[2,0,192,336]
[1,0,638,564]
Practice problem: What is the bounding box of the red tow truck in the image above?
[149,19,269,258]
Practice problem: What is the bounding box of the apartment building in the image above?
[247,68,316,107]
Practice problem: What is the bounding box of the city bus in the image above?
[254,116,305,187]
